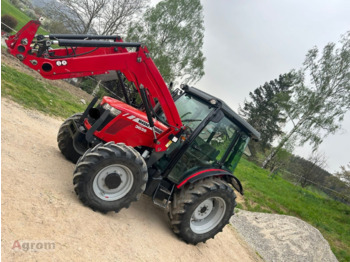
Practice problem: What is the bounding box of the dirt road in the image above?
[1,98,261,262]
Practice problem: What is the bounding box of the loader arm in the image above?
[5,20,183,152]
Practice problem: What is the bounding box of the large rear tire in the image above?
[169,177,236,244]
[57,113,83,163]
[73,142,148,213]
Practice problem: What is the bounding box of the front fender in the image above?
[176,168,243,195]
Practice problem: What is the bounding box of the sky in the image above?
[198,0,350,173]
[151,0,350,173]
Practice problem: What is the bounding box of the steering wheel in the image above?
[183,125,193,138]
[182,119,201,134]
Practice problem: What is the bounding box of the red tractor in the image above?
[6,20,260,244]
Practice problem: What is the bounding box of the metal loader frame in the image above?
[5,19,261,206]
[6,20,183,153]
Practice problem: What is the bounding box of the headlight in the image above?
[103,103,121,116]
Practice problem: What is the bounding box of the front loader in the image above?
[5,20,260,244]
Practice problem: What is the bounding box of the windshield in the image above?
[172,93,214,131]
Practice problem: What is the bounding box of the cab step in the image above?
[152,182,174,208]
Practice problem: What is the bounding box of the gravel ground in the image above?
[1,98,262,262]
[230,209,338,262]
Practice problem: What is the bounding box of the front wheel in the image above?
[169,177,236,244]
[57,113,83,163]
[73,142,148,213]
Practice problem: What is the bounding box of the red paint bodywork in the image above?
[6,20,183,152]
[95,97,168,148]
[176,169,227,189]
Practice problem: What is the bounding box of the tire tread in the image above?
[73,142,148,213]
[169,177,237,244]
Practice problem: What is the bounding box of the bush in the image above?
[9,0,20,8]
[1,14,18,33]
[24,9,37,19]
[79,78,95,94]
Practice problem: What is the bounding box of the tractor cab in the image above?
[156,85,260,189]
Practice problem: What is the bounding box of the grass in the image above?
[235,157,350,262]
[1,0,49,35]
[1,64,86,118]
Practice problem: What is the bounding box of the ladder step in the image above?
[152,183,175,209]
[159,187,171,195]
[153,198,168,208]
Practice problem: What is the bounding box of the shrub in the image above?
[9,0,20,8]
[24,9,37,19]
[79,78,95,94]
[1,14,18,33]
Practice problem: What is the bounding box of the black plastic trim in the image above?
[58,39,141,48]
[80,97,99,123]
[85,110,110,142]
[49,34,120,40]
[179,168,243,195]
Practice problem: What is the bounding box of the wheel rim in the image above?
[190,197,226,234]
[93,164,134,201]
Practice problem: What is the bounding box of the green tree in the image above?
[239,72,296,151]
[335,163,350,187]
[297,152,327,188]
[262,32,350,168]
[127,0,205,84]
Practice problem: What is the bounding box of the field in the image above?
[1,0,49,35]
[1,64,86,118]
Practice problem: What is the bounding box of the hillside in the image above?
[1,0,49,34]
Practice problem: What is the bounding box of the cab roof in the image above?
[182,85,261,141]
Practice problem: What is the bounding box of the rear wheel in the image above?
[57,113,83,163]
[169,177,236,244]
[73,142,148,213]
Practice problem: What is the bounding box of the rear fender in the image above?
[176,168,244,195]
